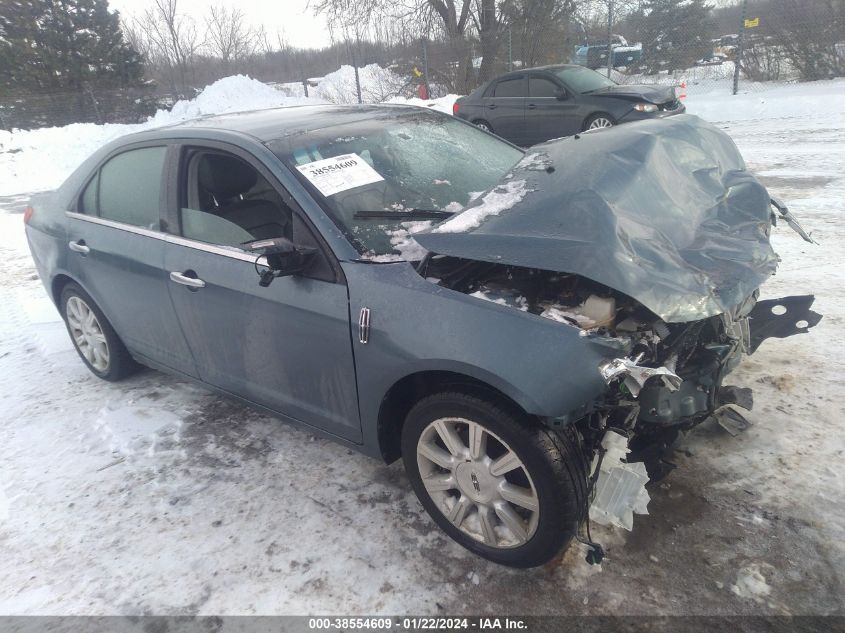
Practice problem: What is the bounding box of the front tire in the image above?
[60,282,139,381]
[401,392,587,568]
[584,113,616,131]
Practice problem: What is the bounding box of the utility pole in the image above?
[733,0,748,95]
[347,37,363,104]
[606,0,614,78]
[422,38,430,98]
[508,27,513,72]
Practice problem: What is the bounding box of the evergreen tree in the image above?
[0,0,144,92]
[631,0,716,74]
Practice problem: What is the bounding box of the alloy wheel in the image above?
[416,417,540,548]
[588,116,614,130]
[66,296,110,372]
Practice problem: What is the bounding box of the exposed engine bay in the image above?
[420,253,821,452]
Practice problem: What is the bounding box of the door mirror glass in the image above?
[244,237,316,286]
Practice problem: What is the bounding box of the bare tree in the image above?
[133,0,202,94]
[204,5,261,70]
[313,0,501,92]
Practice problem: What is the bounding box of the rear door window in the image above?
[96,146,166,230]
[493,76,526,97]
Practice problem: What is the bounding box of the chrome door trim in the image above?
[66,211,267,265]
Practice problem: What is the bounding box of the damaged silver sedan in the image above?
[26,105,820,568]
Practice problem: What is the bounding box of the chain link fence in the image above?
[0,86,166,131]
[3,0,843,131]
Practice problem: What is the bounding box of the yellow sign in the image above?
[413,67,423,78]
[744,17,760,28]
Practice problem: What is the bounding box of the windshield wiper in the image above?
[353,209,456,220]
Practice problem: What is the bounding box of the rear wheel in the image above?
[473,119,493,133]
[584,113,616,131]
[401,392,587,568]
[61,283,139,381]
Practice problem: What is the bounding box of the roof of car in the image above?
[497,64,579,78]
[139,103,430,143]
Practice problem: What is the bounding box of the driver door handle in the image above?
[170,271,206,289]
[68,240,90,255]
[487,103,497,110]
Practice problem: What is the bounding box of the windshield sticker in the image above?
[296,153,384,197]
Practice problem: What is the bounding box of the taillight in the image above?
[23,206,34,224]
[452,101,460,116]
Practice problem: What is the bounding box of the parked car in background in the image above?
[573,34,643,69]
[24,105,818,568]
[453,64,685,146]
[696,52,728,66]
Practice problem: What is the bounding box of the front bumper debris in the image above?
[748,295,822,353]
[770,197,816,244]
[599,352,682,398]
[589,430,650,531]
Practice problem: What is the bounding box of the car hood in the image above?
[588,84,676,103]
[414,114,778,323]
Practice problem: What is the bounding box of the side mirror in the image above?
[244,237,316,287]
[555,89,568,101]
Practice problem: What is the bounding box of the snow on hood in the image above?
[414,114,779,323]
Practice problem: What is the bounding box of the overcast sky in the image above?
[108,0,333,50]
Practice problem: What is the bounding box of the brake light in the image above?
[452,101,460,116]
[23,206,34,224]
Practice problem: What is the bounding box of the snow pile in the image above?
[150,74,315,124]
[314,64,406,105]
[731,564,773,602]
[363,220,433,262]
[0,75,320,196]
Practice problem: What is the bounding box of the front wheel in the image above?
[401,392,587,568]
[584,113,616,131]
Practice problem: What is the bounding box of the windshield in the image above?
[554,66,617,93]
[268,109,523,260]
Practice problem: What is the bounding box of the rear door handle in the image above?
[169,271,206,289]
[527,103,537,109]
[487,104,497,110]
[68,240,90,255]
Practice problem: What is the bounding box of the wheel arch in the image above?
[376,368,537,464]
[51,272,77,307]
[50,273,121,337]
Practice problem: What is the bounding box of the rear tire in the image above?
[401,391,587,568]
[473,120,494,133]
[60,282,139,381]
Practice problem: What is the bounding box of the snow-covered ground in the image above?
[0,79,844,615]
